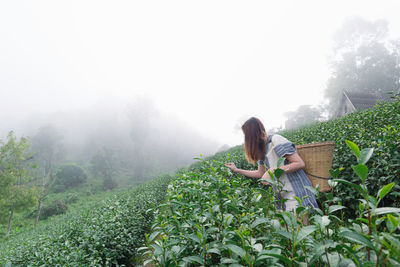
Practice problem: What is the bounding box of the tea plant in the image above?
[0,174,171,266]
[282,97,400,215]
[139,141,400,266]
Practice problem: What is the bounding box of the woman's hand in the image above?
[224,162,238,172]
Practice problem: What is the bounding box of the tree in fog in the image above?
[91,147,118,190]
[325,17,400,116]
[29,125,64,227]
[0,132,37,240]
[284,105,323,130]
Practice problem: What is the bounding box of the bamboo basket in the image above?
[296,141,335,192]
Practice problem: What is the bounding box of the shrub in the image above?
[53,164,88,192]
[40,199,68,220]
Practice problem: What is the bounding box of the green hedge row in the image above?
[0,174,171,266]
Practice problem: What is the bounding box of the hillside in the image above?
[139,98,400,266]
[1,98,399,266]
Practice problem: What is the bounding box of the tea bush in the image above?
[139,142,400,266]
[0,174,171,266]
[281,97,400,214]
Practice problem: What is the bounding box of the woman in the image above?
[225,117,318,213]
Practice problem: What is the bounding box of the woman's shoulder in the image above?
[271,134,291,145]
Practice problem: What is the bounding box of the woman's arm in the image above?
[225,162,266,179]
[280,152,305,173]
[262,152,305,180]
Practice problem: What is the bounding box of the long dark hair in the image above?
[241,117,267,165]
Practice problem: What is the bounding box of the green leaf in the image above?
[148,231,160,243]
[260,253,292,265]
[276,230,292,239]
[277,157,285,168]
[359,148,374,164]
[143,259,154,266]
[207,248,221,255]
[371,207,400,216]
[386,214,399,233]
[151,244,163,256]
[226,244,246,258]
[221,258,238,264]
[382,233,400,249]
[377,183,395,200]
[274,168,285,179]
[328,205,346,214]
[188,234,200,244]
[339,230,374,249]
[251,217,270,228]
[296,225,317,244]
[351,164,368,182]
[345,140,360,159]
[333,179,367,197]
[183,256,203,265]
[329,169,341,179]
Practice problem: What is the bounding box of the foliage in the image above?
[53,164,88,192]
[39,199,68,220]
[281,97,400,216]
[139,141,400,266]
[91,147,118,191]
[0,174,171,266]
[0,132,38,239]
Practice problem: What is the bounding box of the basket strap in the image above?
[305,171,332,180]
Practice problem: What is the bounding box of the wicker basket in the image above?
[296,141,335,192]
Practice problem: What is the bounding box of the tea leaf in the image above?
[251,217,270,228]
[371,207,400,216]
[226,244,246,258]
[183,256,203,265]
[296,225,317,244]
[345,140,360,159]
[386,214,399,233]
[207,248,221,255]
[328,205,346,214]
[377,183,395,201]
[351,164,368,182]
[334,179,367,197]
[339,230,374,249]
[359,148,374,164]
[274,168,285,179]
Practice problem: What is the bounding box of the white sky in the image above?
[1,0,400,147]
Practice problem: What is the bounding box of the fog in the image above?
[1,0,400,164]
[2,96,218,180]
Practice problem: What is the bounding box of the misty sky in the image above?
[1,0,400,147]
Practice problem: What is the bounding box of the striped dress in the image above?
[257,134,319,212]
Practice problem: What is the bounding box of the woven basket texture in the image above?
[296,142,335,192]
